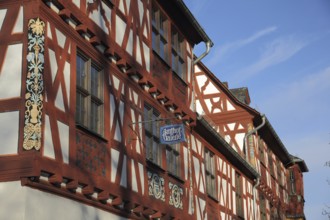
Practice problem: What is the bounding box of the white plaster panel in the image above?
[247,182,252,194]
[204,81,219,95]
[196,75,207,92]
[243,199,247,219]
[114,120,122,141]
[72,0,80,8]
[119,100,124,126]
[238,123,244,129]
[126,29,133,55]
[44,115,55,159]
[90,2,111,35]
[184,146,188,180]
[227,123,235,131]
[195,100,203,115]
[232,168,235,186]
[220,212,226,220]
[138,162,144,195]
[196,139,201,155]
[191,136,197,152]
[55,28,66,49]
[112,75,120,92]
[227,100,236,111]
[137,115,142,154]
[131,159,138,192]
[47,22,52,39]
[0,111,19,155]
[194,65,201,73]
[243,177,246,195]
[223,161,227,175]
[218,157,223,172]
[64,61,71,106]
[187,56,192,84]
[136,35,142,65]
[111,148,119,182]
[12,6,23,34]
[220,178,227,206]
[138,0,143,26]
[110,94,115,129]
[55,84,65,111]
[228,184,232,210]
[125,0,131,12]
[143,42,150,72]
[48,49,57,83]
[205,99,212,113]
[235,133,245,150]
[232,191,236,214]
[144,10,149,38]
[0,9,7,30]
[196,196,206,220]
[0,44,22,99]
[118,0,125,14]
[200,163,205,193]
[120,155,127,187]
[58,120,69,164]
[193,156,200,187]
[115,15,126,46]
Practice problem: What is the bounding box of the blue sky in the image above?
[184,0,330,219]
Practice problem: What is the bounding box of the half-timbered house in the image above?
[0,0,307,219]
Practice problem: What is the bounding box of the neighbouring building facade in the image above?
[0,0,308,219]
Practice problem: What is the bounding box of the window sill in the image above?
[168,171,185,184]
[152,50,171,69]
[146,159,165,173]
[76,123,108,142]
[172,70,188,86]
[207,193,219,203]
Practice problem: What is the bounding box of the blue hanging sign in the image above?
[160,124,186,145]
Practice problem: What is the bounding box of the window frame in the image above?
[235,172,244,218]
[205,148,217,199]
[152,4,169,63]
[166,143,181,177]
[144,104,162,167]
[76,50,104,136]
[171,26,186,80]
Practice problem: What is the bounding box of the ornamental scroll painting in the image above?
[23,18,45,150]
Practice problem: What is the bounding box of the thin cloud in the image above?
[236,35,308,81]
[258,66,330,132]
[207,26,277,67]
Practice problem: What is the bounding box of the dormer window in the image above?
[152,1,187,82]
[152,5,169,62]
[171,27,186,80]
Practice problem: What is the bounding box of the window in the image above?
[205,148,216,198]
[258,138,265,164]
[289,169,296,195]
[171,27,185,80]
[144,104,162,166]
[76,51,104,135]
[166,143,180,177]
[152,4,168,62]
[268,151,274,176]
[259,194,267,220]
[235,172,244,218]
[277,160,282,185]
